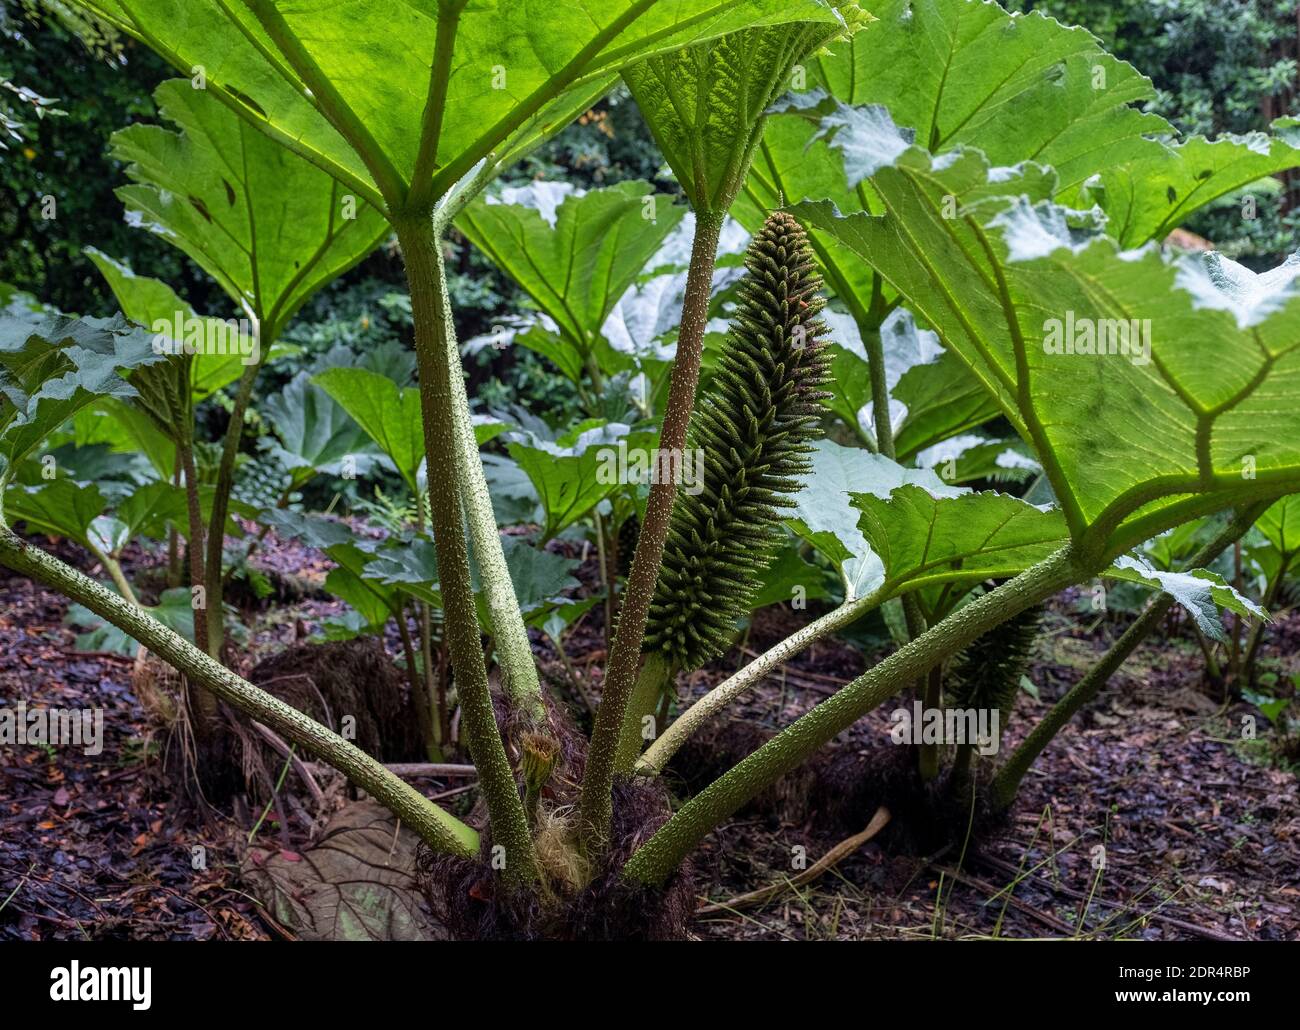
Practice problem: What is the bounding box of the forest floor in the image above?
[1,529,1297,941]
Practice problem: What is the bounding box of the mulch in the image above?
[2,536,1296,940]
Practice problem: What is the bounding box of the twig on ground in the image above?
[697,807,891,914]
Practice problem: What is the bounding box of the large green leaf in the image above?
[802,0,1165,200]
[1106,554,1264,643]
[854,485,1067,596]
[1086,133,1300,250]
[263,371,382,488]
[313,368,424,493]
[86,247,250,408]
[115,479,195,541]
[505,423,632,540]
[850,480,1259,634]
[892,352,1002,462]
[111,79,387,337]
[736,0,1163,338]
[1257,495,1300,560]
[0,313,166,481]
[787,439,964,599]
[748,0,1291,240]
[74,398,177,481]
[749,544,834,611]
[79,0,845,211]
[457,181,686,375]
[788,440,1066,619]
[736,0,1299,464]
[793,145,1300,556]
[623,2,855,212]
[3,479,108,547]
[365,537,441,605]
[0,474,158,563]
[326,565,401,633]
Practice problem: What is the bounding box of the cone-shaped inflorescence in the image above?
[946,605,1044,718]
[643,211,832,673]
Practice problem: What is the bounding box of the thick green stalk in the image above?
[989,504,1267,810]
[615,651,673,773]
[396,214,538,884]
[622,546,1086,885]
[858,276,940,777]
[637,591,882,776]
[423,210,544,724]
[204,352,269,656]
[87,542,140,608]
[0,525,478,858]
[177,439,210,661]
[396,607,437,760]
[579,209,725,851]
[862,327,892,459]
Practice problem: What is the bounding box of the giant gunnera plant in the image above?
[5,0,1300,943]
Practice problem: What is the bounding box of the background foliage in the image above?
[1009,0,1300,263]
[4,0,1300,505]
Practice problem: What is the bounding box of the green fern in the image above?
[356,484,423,533]
[643,211,831,672]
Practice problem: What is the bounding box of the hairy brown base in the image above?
[134,637,424,808]
[418,779,696,940]
[248,636,426,762]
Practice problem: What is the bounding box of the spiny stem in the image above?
[423,211,545,724]
[579,209,725,854]
[637,591,882,776]
[989,503,1267,810]
[177,439,210,662]
[622,547,1086,885]
[204,355,260,655]
[396,213,538,884]
[0,525,478,857]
